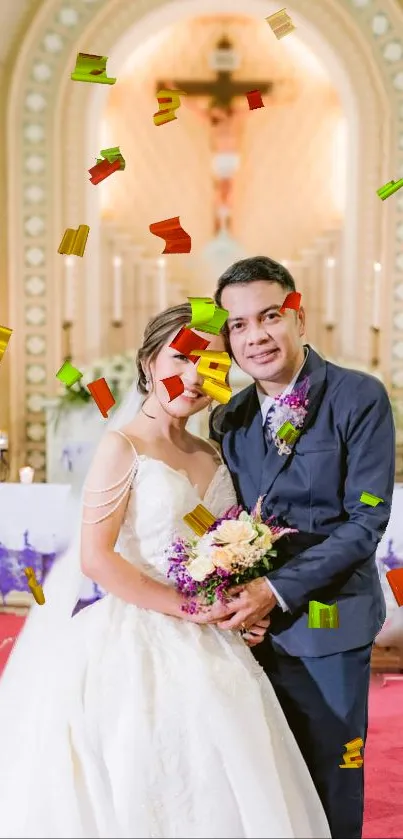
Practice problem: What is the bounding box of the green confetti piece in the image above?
[187,297,229,335]
[277,420,300,445]
[56,360,83,388]
[71,52,116,85]
[308,600,339,629]
[377,179,403,200]
[360,491,383,507]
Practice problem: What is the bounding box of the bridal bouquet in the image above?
[167,499,297,613]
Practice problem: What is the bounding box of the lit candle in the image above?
[372,262,382,330]
[157,256,167,309]
[19,466,34,484]
[112,255,123,322]
[64,255,75,322]
[324,257,336,326]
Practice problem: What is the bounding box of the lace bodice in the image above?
[116,454,237,583]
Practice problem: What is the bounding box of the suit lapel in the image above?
[231,386,267,497]
[259,347,328,497]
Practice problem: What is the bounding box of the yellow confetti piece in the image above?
[339,738,364,769]
[0,326,12,363]
[265,8,296,40]
[153,89,187,126]
[360,491,383,507]
[24,567,45,605]
[183,504,216,536]
[58,224,90,257]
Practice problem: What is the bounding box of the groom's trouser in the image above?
[253,639,372,839]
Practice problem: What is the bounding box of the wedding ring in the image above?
[241,622,247,631]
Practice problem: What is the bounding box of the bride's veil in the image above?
[0,382,145,753]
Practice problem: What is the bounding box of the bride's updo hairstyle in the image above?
[136,303,192,394]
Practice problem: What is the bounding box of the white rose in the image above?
[214,519,256,545]
[186,554,215,582]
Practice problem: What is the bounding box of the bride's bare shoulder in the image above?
[189,435,223,464]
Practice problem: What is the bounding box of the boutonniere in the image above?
[267,376,310,456]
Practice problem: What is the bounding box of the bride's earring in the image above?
[145,376,151,392]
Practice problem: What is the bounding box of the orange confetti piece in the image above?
[87,377,115,418]
[149,217,191,254]
[279,292,301,314]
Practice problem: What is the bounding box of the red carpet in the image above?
[363,674,403,838]
[1,615,402,837]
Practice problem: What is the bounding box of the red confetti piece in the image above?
[89,158,121,185]
[149,216,191,254]
[246,90,265,110]
[279,292,302,314]
[87,377,115,418]
[169,327,210,364]
[161,375,184,402]
[386,568,403,607]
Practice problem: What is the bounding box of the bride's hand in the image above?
[185,598,237,625]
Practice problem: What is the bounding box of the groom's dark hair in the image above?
[214,256,296,307]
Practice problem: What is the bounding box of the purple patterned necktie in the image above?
[263,404,276,444]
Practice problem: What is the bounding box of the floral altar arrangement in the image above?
[53,351,135,421]
[166,497,297,614]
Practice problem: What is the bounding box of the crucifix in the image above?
[157,35,280,235]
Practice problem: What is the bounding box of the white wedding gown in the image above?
[0,449,330,839]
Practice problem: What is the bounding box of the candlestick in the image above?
[112,255,123,322]
[63,255,75,322]
[157,256,167,309]
[372,262,382,330]
[324,257,336,326]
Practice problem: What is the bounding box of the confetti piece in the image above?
[265,8,296,39]
[96,146,126,169]
[279,292,301,314]
[190,349,232,405]
[87,377,115,418]
[308,600,339,629]
[339,738,364,769]
[276,420,300,445]
[188,297,229,335]
[169,327,210,363]
[190,349,231,386]
[161,375,185,402]
[58,224,90,257]
[24,567,45,605]
[56,360,83,387]
[153,89,187,126]
[183,504,217,536]
[71,52,116,85]
[377,179,403,201]
[89,157,121,185]
[246,90,265,110]
[386,568,403,606]
[360,491,383,507]
[0,325,12,363]
[149,217,191,254]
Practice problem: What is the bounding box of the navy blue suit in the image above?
[210,346,395,838]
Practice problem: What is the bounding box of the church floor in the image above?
[0,614,402,838]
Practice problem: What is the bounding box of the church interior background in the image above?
[1,0,403,635]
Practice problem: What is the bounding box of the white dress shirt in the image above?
[256,347,309,613]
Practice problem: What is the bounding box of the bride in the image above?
[0,303,330,839]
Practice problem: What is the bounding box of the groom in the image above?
[209,256,395,839]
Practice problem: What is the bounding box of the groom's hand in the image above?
[215,578,278,632]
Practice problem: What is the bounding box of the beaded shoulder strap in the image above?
[82,430,139,525]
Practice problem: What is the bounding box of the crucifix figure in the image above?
[157,35,282,235]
